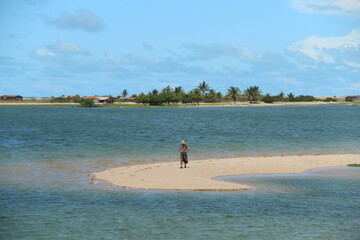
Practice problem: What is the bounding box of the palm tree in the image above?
[174,86,184,96]
[122,89,128,98]
[162,85,173,93]
[216,92,223,102]
[278,92,285,98]
[287,92,295,102]
[245,85,262,103]
[151,89,159,95]
[191,88,202,96]
[198,81,210,95]
[189,88,203,104]
[209,89,216,95]
[203,89,218,103]
[227,86,241,104]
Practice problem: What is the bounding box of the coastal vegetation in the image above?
[0,81,349,107]
[50,95,82,103]
[79,99,96,107]
[227,86,241,104]
[132,82,337,106]
[245,86,262,103]
[347,163,360,167]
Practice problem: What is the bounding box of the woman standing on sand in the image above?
[178,140,190,168]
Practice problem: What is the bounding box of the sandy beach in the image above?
[93,154,360,191]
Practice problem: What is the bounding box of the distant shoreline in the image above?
[0,101,350,107]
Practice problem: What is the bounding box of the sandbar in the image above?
[93,154,360,191]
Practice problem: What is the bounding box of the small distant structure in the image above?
[66,95,77,99]
[82,96,115,103]
[83,96,98,100]
[28,97,50,101]
[97,96,115,103]
[0,95,23,101]
[345,95,360,101]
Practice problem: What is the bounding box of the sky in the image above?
[0,0,359,97]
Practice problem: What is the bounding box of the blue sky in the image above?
[1,0,359,97]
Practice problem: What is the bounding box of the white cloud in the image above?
[275,77,304,86]
[289,29,360,63]
[344,60,360,68]
[49,41,89,55]
[27,38,359,96]
[35,48,55,57]
[44,9,105,32]
[183,43,261,62]
[105,52,121,63]
[104,52,161,65]
[292,0,360,16]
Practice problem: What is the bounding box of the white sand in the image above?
[93,154,360,191]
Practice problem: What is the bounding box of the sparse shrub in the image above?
[262,94,274,103]
[79,99,95,107]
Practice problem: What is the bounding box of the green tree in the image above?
[79,99,95,107]
[180,93,192,104]
[204,89,218,103]
[188,88,203,104]
[122,89,128,98]
[216,92,223,102]
[323,97,337,102]
[151,89,159,95]
[73,94,82,103]
[295,95,317,102]
[245,86,262,103]
[174,86,184,96]
[149,94,165,105]
[162,85,173,93]
[273,92,286,102]
[287,92,295,101]
[262,93,274,103]
[198,81,210,95]
[50,96,68,103]
[161,91,179,105]
[136,93,149,104]
[227,86,241,104]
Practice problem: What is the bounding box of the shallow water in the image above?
[1,168,359,240]
[1,106,360,239]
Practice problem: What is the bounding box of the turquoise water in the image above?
[1,106,360,239]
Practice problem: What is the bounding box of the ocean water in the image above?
[1,106,359,239]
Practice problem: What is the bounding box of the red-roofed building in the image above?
[0,95,23,101]
[82,96,115,103]
[82,96,98,100]
[345,95,360,101]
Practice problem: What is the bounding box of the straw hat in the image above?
[180,140,186,145]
